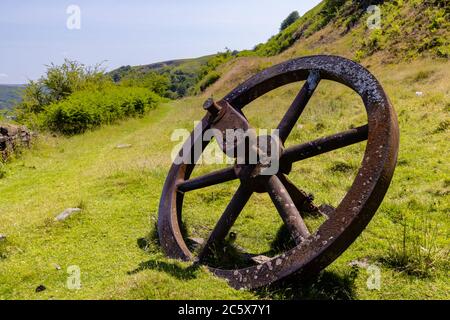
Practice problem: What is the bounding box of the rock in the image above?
[416,91,424,96]
[0,234,6,241]
[53,263,61,271]
[116,144,132,149]
[55,208,82,221]
[349,258,369,269]
[35,285,46,293]
[187,237,204,249]
[0,124,32,160]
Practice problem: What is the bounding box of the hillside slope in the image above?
[249,0,449,61]
[0,0,449,300]
[0,85,23,110]
[111,0,449,97]
[204,0,449,96]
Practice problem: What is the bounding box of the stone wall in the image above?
[0,124,31,160]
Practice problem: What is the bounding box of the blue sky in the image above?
[0,0,322,84]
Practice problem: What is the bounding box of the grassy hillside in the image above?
[203,0,450,97]
[0,0,449,300]
[110,1,449,97]
[0,85,23,110]
[0,57,448,299]
[246,0,449,61]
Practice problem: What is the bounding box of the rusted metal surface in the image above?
[266,175,310,245]
[158,55,399,289]
[277,70,320,143]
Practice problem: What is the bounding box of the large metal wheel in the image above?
[158,55,399,289]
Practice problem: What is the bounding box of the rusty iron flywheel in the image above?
[158,55,399,289]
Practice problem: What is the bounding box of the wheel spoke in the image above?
[197,183,253,262]
[277,70,321,143]
[281,125,368,165]
[277,174,321,215]
[266,175,310,245]
[177,167,237,192]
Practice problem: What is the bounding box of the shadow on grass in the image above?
[255,268,359,300]
[128,259,201,280]
[134,223,358,299]
[131,223,201,281]
[254,225,359,300]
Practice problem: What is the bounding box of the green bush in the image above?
[280,11,300,31]
[15,60,113,129]
[119,71,170,97]
[195,51,234,84]
[436,44,450,58]
[250,1,338,57]
[198,72,221,92]
[42,87,161,135]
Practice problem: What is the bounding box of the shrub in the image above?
[119,71,170,97]
[251,0,344,57]
[43,60,108,101]
[42,87,161,135]
[436,44,450,58]
[366,29,384,53]
[280,11,300,31]
[412,70,435,82]
[196,51,233,82]
[198,72,220,92]
[382,215,448,277]
[16,59,111,125]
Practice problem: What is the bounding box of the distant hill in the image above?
[0,85,24,110]
[109,55,215,98]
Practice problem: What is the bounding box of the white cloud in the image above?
[0,73,8,78]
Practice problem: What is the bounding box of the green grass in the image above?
[0,57,449,300]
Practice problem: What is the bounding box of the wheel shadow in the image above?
[254,268,359,300]
[133,225,358,299]
[128,259,200,280]
[130,228,201,281]
[257,225,359,300]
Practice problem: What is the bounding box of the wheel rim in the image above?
[158,55,399,289]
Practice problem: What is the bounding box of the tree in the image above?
[42,59,108,101]
[15,59,110,125]
[280,11,300,31]
[141,72,170,97]
[119,71,170,97]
